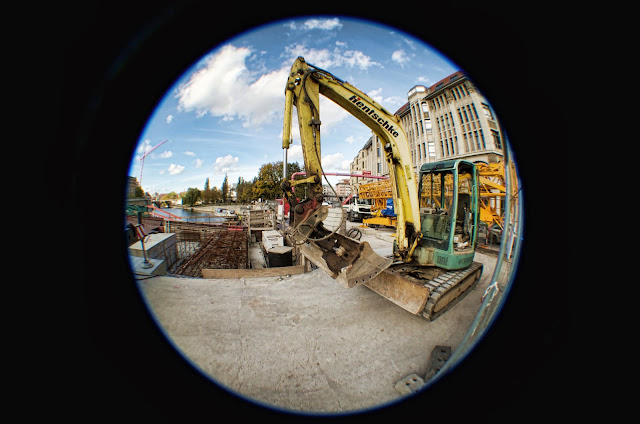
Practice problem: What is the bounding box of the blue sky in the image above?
[129,16,459,195]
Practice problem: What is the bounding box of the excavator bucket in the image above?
[299,236,393,288]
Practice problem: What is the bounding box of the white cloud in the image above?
[176,45,288,127]
[168,164,185,175]
[319,97,350,132]
[392,49,410,67]
[322,152,349,171]
[183,151,196,156]
[213,154,239,174]
[136,139,152,159]
[287,144,303,160]
[402,38,417,51]
[345,136,356,144]
[288,18,343,31]
[303,18,342,31]
[367,88,384,104]
[158,150,173,159]
[194,158,204,168]
[283,44,381,71]
[165,114,173,123]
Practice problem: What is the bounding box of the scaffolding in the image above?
[357,161,507,228]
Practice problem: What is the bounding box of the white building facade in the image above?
[349,70,504,194]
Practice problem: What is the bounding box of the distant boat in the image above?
[212,208,238,218]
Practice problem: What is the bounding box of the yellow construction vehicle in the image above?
[281,57,483,320]
[476,161,506,229]
[359,180,397,228]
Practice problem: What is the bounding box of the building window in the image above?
[482,103,494,120]
[471,103,479,120]
[491,130,502,149]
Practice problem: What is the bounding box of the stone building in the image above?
[424,71,503,165]
[348,70,504,194]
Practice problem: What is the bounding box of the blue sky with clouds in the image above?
[130,16,459,194]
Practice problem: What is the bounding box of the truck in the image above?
[342,195,372,222]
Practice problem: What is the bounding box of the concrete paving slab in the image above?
[135,221,496,414]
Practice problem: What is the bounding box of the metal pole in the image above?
[282,145,288,230]
[137,211,153,269]
[140,236,154,269]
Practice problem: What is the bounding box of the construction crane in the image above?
[138,139,168,188]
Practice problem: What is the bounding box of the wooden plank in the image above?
[201,265,305,279]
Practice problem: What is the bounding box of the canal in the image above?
[154,207,230,223]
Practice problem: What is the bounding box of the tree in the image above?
[182,187,201,206]
[202,178,212,204]
[221,174,229,203]
[161,191,179,200]
[210,186,222,203]
[236,176,255,203]
[133,186,145,198]
[253,161,303,200]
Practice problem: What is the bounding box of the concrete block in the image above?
[129,233,178,267]
[262,230,283,251]
[394,374,425,395]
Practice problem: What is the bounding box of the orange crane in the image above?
[358,161,506,229]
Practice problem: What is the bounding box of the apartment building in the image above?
[322,178,351,200]
[349,70,504,194]
[425,71,503,164]
[349,135,393,193]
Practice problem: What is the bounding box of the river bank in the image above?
[169,203,270,214]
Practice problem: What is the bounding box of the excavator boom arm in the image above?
[282,57,421,259]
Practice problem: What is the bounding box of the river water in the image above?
[154,207,231,223]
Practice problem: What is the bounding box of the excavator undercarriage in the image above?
[364,261,483,321]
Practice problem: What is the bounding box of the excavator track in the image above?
[364,261,483,321]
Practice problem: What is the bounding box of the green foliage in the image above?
[160,191,179,200]
[236,176,254,203]
[253,161,303,200]
[221,174,229,203]
[194,160,305,205]
[210,187,222,203]
[133,186,145,197]
[202,178,213,204]
[182,187,201,206]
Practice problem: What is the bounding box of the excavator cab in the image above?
[367,159,483,320]
[413,159,479,270]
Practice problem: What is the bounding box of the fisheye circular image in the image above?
[124,16,523,415]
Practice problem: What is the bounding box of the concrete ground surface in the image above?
[135,221,497,414]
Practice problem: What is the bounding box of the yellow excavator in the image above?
[281,57,483,320]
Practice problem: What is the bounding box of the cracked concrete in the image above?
[136,221,496,414]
